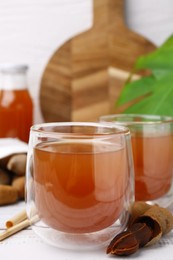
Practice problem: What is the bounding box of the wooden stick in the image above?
[0,214,39,241]
[6,209,27,228]
[0,218,30,241]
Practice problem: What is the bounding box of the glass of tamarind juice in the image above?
[26,122,134,250]
[100,114,173,208]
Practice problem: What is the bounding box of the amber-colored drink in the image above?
[0,89,33,142]
[132,134,173,201]
[33,141,128,233]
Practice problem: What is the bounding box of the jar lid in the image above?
[0,63,28,73]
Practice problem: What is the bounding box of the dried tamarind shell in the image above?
[134,205,173,246]
[128,201,152,227]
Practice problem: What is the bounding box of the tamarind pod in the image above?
[0,168,11,185]
[7,154,27,176]
[12,176,25,200]
[0,185,18,205]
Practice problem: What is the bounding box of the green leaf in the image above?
[159,34,173,50]
[135,35,173,79]
[123,71,173,116]
[115,34,173,117]
[136,50,173,71]
[151,69,172,79]
[116,76,155,107]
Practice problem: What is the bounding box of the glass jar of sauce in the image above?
[0,64,33,143]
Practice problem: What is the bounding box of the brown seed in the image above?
[129,222,153,247]
[107,230,139,256]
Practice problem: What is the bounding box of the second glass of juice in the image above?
[100,114,173,208]
[26,122,134,250]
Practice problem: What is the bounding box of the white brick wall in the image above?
[0,0,92,123]
[125,0,173,46]
[0,0,172,123]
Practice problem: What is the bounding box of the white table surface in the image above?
[1,202,173,260]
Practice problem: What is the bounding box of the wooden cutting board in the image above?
[40,0,156,122]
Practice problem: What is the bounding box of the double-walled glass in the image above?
[100,114,173,209]
[26,122,134,250]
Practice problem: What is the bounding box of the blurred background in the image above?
[0,0,173,123]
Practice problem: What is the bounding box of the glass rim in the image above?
[100,114,173,125]
[30,122,130,137]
